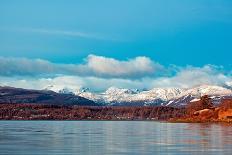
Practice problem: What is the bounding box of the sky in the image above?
[0,0,231,91]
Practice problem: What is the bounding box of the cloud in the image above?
[0,55,164,78]
[0,57,56,76]
[0,55,231,91]
[0,27,121,41]
[0,76,147,92]
[0,65,231,92]
[86,54,163,77]
[150,65,231,88]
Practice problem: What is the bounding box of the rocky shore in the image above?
[170,96,232,123]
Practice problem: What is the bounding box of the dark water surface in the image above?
[0,121,231,155]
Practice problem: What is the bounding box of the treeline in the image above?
[0,104,186,120]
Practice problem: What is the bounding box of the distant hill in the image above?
[0,86,97,106]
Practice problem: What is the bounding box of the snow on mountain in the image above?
[45,86,185,105]
[44,85,106,104]
[77,91,105,104]
[163,94,195,107]
[162,85,232,107]
[44,84,232,107]
[179,85,232,97]
[103,87,141,104]
[190,98,200,102]
[44,85,78,95]
[136,88,183,102]
[44,85,91,95]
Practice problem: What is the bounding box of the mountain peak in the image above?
[105,87,140,95]
[180,85,232,97]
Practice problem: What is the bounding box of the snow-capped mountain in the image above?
[76,87,184,106]
[44,85,89,95]
[43,85,106,104]
[45,85,232,107]
[179,85,232,97]
[163,85,232,107]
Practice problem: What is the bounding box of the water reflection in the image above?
[0,121,231,155]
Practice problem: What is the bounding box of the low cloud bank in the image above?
[0,55,163,78]
[0,55,231,91]
[0,66,231,91]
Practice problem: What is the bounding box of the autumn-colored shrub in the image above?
[219,99,232,110]
[186,95,213,115]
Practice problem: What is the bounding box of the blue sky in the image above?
[0,0,231,91]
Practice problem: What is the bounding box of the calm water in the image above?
[0,121,232,155]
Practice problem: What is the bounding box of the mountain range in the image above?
[44,84,232,107]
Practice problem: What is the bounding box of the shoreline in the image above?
[0,120,231,125]
[0,104,186,121]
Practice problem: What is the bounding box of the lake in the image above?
[0,121,231,155]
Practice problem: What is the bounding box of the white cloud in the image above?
[0,55,164,78]
[0,56,231,91]
[0,65,231,91]
[86,54,163,77]
[150,65,231,88]
[0,76,147,92]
